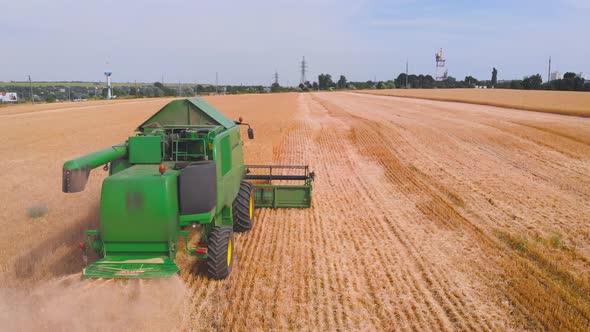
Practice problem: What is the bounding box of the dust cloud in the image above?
[0,274,188,331]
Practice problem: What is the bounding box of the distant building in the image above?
[550,71,562,81]
[0,92,18,102]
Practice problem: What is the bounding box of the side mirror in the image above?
[239,116,243,123]
[247,127,254,140]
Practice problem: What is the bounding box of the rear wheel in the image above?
[233,181,255,232]
[206,226,234,280]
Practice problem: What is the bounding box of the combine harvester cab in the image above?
[62,98,314,279]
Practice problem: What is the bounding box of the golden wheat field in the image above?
[359,88,590,117]
[1,92,590,331]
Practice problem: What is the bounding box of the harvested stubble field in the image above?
[358,88,590,117]
[1,92,590,330]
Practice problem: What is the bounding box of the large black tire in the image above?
[206,226,234,280]
[232,181,255,232]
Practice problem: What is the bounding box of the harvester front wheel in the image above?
[206,226,234,280]
[233,181,255,232]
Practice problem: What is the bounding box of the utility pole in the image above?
[300,56,307,84]
[215,72,219,94]
[178,80,181,97]
[27,75,34,105]
[273,70,279,86]
[548,56,551,83]
[405,60,409,88]
[68,86,71,101]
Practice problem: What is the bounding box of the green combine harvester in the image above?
[63,98,314,279]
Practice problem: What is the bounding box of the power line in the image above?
[405,59,409,88]
[300,56,307,84]
[548,56,551,83]
[27,75,34,105]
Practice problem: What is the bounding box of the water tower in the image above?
[435,48,447,81]
[104,72,113,99]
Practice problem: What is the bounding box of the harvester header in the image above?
[62,98,314,279]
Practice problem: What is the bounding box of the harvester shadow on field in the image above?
[9,204,100,286]
[187,258,208,277]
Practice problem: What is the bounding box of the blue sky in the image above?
[1,0,588,85]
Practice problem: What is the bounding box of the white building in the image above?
[550,71,562,81]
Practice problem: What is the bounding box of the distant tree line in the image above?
[0,82,288,103]
[298,68,589,92]
[496,72,589,91]
[3,68,588,104]
[298,73,484,91]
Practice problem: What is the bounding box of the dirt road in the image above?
[1,93,589,330]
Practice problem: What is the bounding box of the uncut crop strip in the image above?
[354,89,590,117]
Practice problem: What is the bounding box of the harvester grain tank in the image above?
[63,98,314,279]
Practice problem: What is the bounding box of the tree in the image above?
[337,75,347,89]
[491,67,498,86]
[113,87,126,97]
[153,82,176,96]
[464,76,479,86]
[510,80,523,89]
[384,80,396,89]
[418,75,436,88]
[529,74,543,90]
[580,79,589,91]
[395,73,408,88]
[426,75,436,87]
[318,74,325,90]
[318,74,335,90]
[563,72,576,80]
[271,82,281,93]
[561,72,585,91]
[522,74,542,90]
